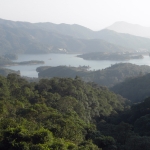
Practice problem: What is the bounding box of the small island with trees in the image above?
[77,52,144,61]
[0,55,44,67]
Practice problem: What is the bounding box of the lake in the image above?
[5,53,150,77]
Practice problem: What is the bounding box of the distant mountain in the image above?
[107,21,150,38]
[1,18,150,54]
[95,29,150,51]
[0,18,94,39]
[35,22,95,39]
[0,22,134,54]
[0,18,38,29]
[0,24,49,54]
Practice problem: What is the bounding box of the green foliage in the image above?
[30,144,50,150]
[38,63,150,87]
[125,136,150,150]
[32,128,53,144]
[2,74,119,149]
[94,135,116,149]
[0,76,10,100]
[111,73,150,102]
[1,126,30,149]
[1,74,150,150]
[134,114,150,136]
[78,140,100,150]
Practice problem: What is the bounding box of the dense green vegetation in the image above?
[0,74,129,150]
[87,63,150,87]
[1,18,150,150]
[37,66,88,79]
[37,63,150,87]
[0,74,150,150]
[111,73,150,103]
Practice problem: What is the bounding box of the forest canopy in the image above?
[0,74,150,150]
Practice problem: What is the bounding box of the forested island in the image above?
[14,60,45,66]
[0,56,44,66]
[77,52,144,61]
[0,74,150,150]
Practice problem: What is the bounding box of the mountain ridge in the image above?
[1,18,150,54]
[107,21,150,38]
[0,21,135,54]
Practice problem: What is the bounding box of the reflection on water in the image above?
[5,53,150,77]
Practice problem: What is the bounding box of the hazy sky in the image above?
[0,0,150,30]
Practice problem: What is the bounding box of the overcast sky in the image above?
[0,0,150,30]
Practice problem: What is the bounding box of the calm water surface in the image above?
[5,53,150,77]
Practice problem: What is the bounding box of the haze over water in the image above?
[5,54,150,78]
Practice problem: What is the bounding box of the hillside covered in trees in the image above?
[37,63,150,87]
[0,74,150,150]
[111,73,150,103]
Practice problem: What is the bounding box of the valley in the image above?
[1,18,150,150]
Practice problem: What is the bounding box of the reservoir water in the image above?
[5,53,150,77]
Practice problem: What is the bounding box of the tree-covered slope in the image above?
[96,96,150,150]
[0,68,20,76]
[111,73,150,103]
[87,63,150,87]
[37,63,150,87]
[1,74,150,150]
[37,66,87,78]
[0,74,129,150]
